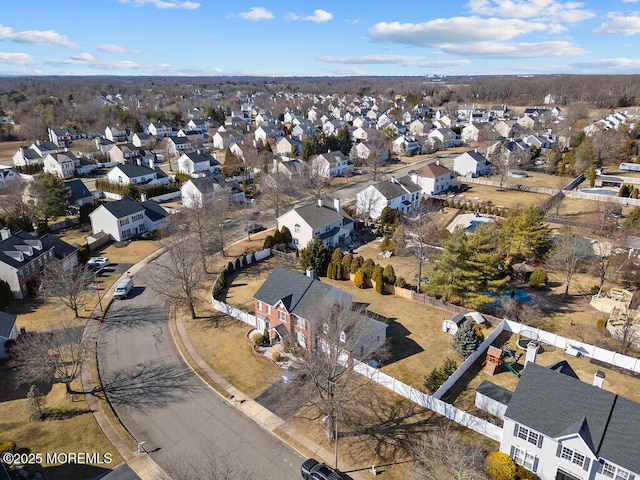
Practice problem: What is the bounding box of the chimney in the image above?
[136,158,141,166]
[390,176,397,184]
[334,198,341,212]
[149,157,155,170]
[140,193,147,202]
[317,198,324,208]
[306,268,316,279]
[524,341,539,367]
[593,371,605,389]
[436,160,440,166]
[0,227,10,241]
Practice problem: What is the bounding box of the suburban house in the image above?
[108,143,143,165]
[499,361,640,480]
[410,161,457,195]
[453,150,491,177]
[270,158,308,181]
[0,167,21,189]
[43,151,79,178]
[181,175,245,208]
[177,151,221,176]
[275,136,303,158]
[166,136,193,157]
[89,198,169,242]
[355,176,422,220]
[428,127,460,149]
[105,126,130,143]
[0,229,78,299]
[392,134,423,156]
[0,311,18,359]
[147,122,173,137]
[132,132,153,148]
[48,127,80,148]
[253,267,387,356]
[212,129,242,150]
[277,198,354,249]
[64,179,95,207]
[310,151,353,178]
[12,147,45,167]
[350,142,389,163]
[105,163,169,187]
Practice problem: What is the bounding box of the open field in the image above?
[455,182,551,210]
[0,140,22,161]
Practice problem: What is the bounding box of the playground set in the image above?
[484,345,521,377]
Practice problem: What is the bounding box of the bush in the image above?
[423,357,458,394]
[251,333,264,346]
[272,351,281,362]
[597,317,608,330]
[485,452,517,480]
[251,252,257,264]
[590,285,600,295]
[383,264,396,285]
[0,279,12,310]
[341,253,353,272]
[395,276,406,288]
[515,464,538,480]
[263,235,275,249]
[350,255,364,274]
[375,272,384,294]
[353,268,366,289]
[280,226,292,244]
[362,258,376,279]
[0,441,15,453]
[528,268,547,289]
[227,261,235,273]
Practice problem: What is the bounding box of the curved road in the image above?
[97,260,304,479]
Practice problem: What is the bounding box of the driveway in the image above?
[97,260,305,478]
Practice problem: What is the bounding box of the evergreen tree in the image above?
[500,205,550,260]
[300,236,331,276]
[30,173,73,224]
[451,321,482,358]
[353,268,365,288]
[280,226,292,244]
[341,253,353,272]
[391,225,406,256]
[383,264,396,285]
[25,385,46,420]
[349,255,364,274]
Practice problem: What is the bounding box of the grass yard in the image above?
[456,182,552,210]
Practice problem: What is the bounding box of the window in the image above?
[602,462,630,480]
[295,316,306,329]
[278,310,286,322]
[296,331,306,348]
[560,446,585,468]
[294,224,300,233]
[257,301,262,311]
[512,446,537,472]
[339,331,347,343]
[516,426,541,446]
[266,305,271,315]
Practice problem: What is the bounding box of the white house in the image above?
[12,147,45,167]
[277,198,354,249]
[453,150,491,177]
[43,151,79,178]
[311,151,353,178]
[392,135,423,156]
[275,136,303,158]
[181,175,245,208]
[177,151,221,176]
[147,122,173,137]
[166,136,193,157]
[0,167,21,189]
[89,198,169,242]
[355,176,421,220]
[105,126,129,143]
[410,161,456,195]
[428,127,460,149]
[105,163,169,187]
[132,132,153,148]
[271,158,308,181]
[499,361,640,480]
[351,142,389,163]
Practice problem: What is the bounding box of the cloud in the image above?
[303,9,333,23]
[440,40,587,58]
[0,24,76,47]
[369,17,549,46]
[467,0,595,23]
[0,52,36,65]
[318,54,469,68]
[570,57,640,70]
[99,43,129,53]
[118,0,200,9]
[622,0,639,3]
[238,7,274,20]
[593,14,640,35]
[72,52,95,62]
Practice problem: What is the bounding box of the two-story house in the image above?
[500,361,640,480]
[310,151,353,178]
[147,122,173,137]
[453,150,491,177]
[105,126,130,143]
[177,151,221,176]
[43,151,79,178]
[181,175,245,208]
[48,127,79,148]
[89,198,169,242]
[277,198,354,249]
[0,229,78,299]
[410,161,457,195]
[355,176,421,220]
[105,163,169,187]
[253,267,386,355]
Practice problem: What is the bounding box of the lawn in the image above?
[456,182,551,210]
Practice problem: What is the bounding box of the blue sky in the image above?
[1,0,640,76]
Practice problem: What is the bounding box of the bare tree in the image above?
[412,424,488,480]
[181,191,227,273]
[545,229,592,297]
[11,319,89,394]
[41,262,94,318]
[304,163,330,200]
[406,206,440,293]
[488,142,510,191]
[355,186,380,223]
[150,225,204,319]
[258,171,294,220]
[364,141,388,181]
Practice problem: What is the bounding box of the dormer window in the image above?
[339,331,347,343]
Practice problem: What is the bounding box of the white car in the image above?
[87,257,110,269]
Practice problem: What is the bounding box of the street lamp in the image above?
[94,268,103,312]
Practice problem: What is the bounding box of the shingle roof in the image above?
[504,362,640,472]
[372,176,420,200]
[414,162,451,178]
[476,380,513,405]
[0,231,77,270]
[253,267,334,319]
[182,151,219,166]
[0,311,17,338]
[98,198,145,219]
[64,179,92,201]
[112,164,155,179]
[291,199,351,229]
[141,200,168,222]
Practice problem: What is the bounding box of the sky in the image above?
[1,0,640,77]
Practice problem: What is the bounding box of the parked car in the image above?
[301,458,343,480]
[114,278,134,299]
[246,223,265,234]
[281,362,306,384]
[87,257,110,269]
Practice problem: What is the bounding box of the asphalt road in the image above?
[97,260,305,479]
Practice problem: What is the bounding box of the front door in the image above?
[556,469,582,480]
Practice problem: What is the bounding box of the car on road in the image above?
[246,223,265,234]
[87,257,110,269]
[301,458,343,480]
[281,362,306,384]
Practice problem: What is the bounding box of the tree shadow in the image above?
[101,305,167,332]
[44,407,93,420]
[0,365,53,403]
[385,318,424,363]
[195,312,242,331]
[100,360,204,410]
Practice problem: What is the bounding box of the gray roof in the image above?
[292,199,351,229]
[112,164,155,179]
[460,150,489,163]
[98,198,145,219]
[373,176,420,200]
[0,231,77,270]
[0,311,17,338]
[64,179,92,201]
[253,267,334,320]
[141,200,168,222]
[476,380,513,405]
[504,362,640,473]
[182,151,219,166]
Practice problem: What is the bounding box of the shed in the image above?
[475,380,513,419]
[442,311,485,335]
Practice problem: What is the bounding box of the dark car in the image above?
[246,223,265,234]
[301,458,343,480]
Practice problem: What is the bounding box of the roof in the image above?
[96,198,145,219]
[112,164,155,179]
[289,199,351,229]
[457,150,488,163]
[64,179,92,201]
[0,231,77,270]
[181,151,219,165]
[414,162,451,178]
[504,362,640,472]
[141,200,168,222]
[0,311,17,338]
[372,176,420,200]
[253,267,335,320]
[476,380,513,405]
